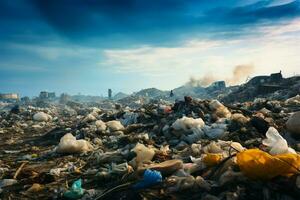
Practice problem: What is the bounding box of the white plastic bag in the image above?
[262,127,296,155]
[56,133,94,154]
[172,116,205,132]
[106,120,124,132]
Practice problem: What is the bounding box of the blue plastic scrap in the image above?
[133,169,162,189]
[63,179,84,199]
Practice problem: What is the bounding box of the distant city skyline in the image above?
[1,0,300,97]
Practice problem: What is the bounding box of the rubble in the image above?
[1,88,300,199]
[286,111,300,137]
[33,112,52,122]
[56,133,94,154]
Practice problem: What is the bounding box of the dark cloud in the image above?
[0,0,300,47]
[206,0,300,25]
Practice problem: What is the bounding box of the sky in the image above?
[0,0,300,97]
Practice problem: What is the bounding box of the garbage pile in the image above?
[222,75,300,103]
[0,95,300,199]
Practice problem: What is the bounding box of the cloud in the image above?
[102,40,222,75]
[0,63,48,72]
[7,43,100,60]
[0,0,298,47]
[100,18,300,87]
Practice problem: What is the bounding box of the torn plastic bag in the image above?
[236,149,300,180]
[202,153,223,167]
[63,179,84,199]
[133,169,162,189]
[262,127,296,155]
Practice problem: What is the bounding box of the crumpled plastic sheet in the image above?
[237,149,300,180]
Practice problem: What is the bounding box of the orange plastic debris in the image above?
[203,153,223,167]
[236,149,300,180]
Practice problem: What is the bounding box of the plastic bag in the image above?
[172,116,205,132]
[133,143,155,166]
[133,169,162,189]
[63,179,84,199]
[237,149,300,180]
[262,127,296,155]
[56,133,93,154]
[202,153,223,167]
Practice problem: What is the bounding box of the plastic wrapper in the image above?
[237,149,300,180]
[133,169,162,189]
[262,127,296,155]
[56,133,94,154]
[64,179,84,199]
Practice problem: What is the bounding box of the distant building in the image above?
[108,89,112,99]
[39,91,48,99]
[39,91,56,100]
[247,71,283,86]
[270,71,283,82]
[21,96,30,104]
[0,93,19,102]
[60,93,70,104]
[48,92,56,98]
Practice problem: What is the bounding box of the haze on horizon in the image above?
[1,0,300,97]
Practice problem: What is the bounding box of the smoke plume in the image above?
[226,64,255,85]
[186,64,255,87]
[188,75,216,87]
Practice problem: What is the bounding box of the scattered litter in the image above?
[33,112,52,122]
[133,169,162,189]
[237,149,300,180]
[63,179,84,199]
[172,116,205,132]
[56,133,93,154]
[286,111,300,136]
[106,120,124,132]
[1,87,300,199]
[262,127,296,155]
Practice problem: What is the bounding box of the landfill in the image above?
[1,75,300,200]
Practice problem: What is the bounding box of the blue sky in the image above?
[1,0,300,97]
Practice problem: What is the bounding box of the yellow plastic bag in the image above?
[203,153,223,167]
[237,149,300,180]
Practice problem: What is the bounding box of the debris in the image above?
[56,133,93,154]
[172,116,205,132]
[63,179,84,199]
[262,127,296,155]
[133,169,162,189]
[26,183,44,193]
[106,120,125,132]
[285,95,300,105]
[143,159,183,175]
[202,153,223,167]
[1,86,300,199]
[132,143,155,166]
[13,161,28,179]
[209,100,231,118]
[237,149,300,180]
[0,179,17,188]
[33,112,52,122]
[286,111,300,137]
[82,113,97,123]
[95,120,107,132]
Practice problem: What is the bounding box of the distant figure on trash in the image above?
[170,90,174,97]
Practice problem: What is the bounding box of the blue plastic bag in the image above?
[63,179,84,199]
[133,169,162,189]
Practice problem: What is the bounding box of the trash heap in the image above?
[0,96,300,199]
